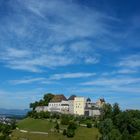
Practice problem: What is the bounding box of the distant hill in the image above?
[0,108,29,117]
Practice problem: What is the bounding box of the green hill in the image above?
[18,118,54,132]
[11,118,100,140]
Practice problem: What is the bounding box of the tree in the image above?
[1,125,11,136]
[44,111,50,119]
[101,103,112,120]
[29,101,39,110]
[87,122,92,128]
[98,104,140,140]
[115,111,132,133]
[108,129,122,140]
[61,115,70,125]
[68,121,77,130]
[99,118,114,139]
[130,118,140,134]
[112,103,121,125]
[112,103,121,116]
[29,93,54,111]
[43,93,54,106]
[121,129,130,140]
[63,129,67,136]
[38,99,44,106]
[51,113,60,119]
[11,119,17,129]
[0,135,10,140]
[67,129,75,138]
[55,122,59,132]
[133,132,140,140]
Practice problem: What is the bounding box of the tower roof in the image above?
[99,98,105,102]
[87,98,91,102]
[68,95,76,100]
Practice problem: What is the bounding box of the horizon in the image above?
[0,0,140,110]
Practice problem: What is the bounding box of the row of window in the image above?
[49,103,61,106]
[75,106,82,108]
[49,103,83,108]
[76,103,81,105]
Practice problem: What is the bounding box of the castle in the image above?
[35,94,105,117]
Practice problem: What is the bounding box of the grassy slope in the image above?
[18,118,55,132]
[11,118,100,140]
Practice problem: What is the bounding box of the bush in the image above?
[51,113,60,119]
[44,111,50,118]
[67,129,75,138]
[0,136,10,140]
[61,115,70,125]
[68,122,77,130]
[63,129,67,136]
[87,122,92,128]
[133,132,140,140]
[66,121,77,138]
[54,122,59,132]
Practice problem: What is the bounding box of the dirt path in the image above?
[19,129,48,135]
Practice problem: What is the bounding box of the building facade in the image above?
[35,94,105,117]
[48,94,69,113]
[96,98,105,108]
[68,95,76,114]
[74,97,86,115]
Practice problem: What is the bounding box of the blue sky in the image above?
[0,0,140,109]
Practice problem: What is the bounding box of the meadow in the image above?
[11,118,100,140]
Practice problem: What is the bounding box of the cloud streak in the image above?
[117,54,140,68]
[0,0,120,72]
[81,76,140,87]
[9,72,96,85]
[50,72,96,80]
[10,77,46,85]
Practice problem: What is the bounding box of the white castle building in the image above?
[35,94,105,117]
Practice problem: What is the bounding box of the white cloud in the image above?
[0,0,120,72]
[21,0,110,41]
[50,72,96,80]
[70,41,93,53]
[84,57,99,64]
[0,48,75,72]
[117,54,140,68]
[10,77,46,85]
[116,69,137,74]
[5,48,30,58]
[0,45,99,72]
[78,76,140,95]
[81,76,140,87]
[9,72,96,85]
[0,48,30,60]
[111,54,140,76]
[75,86,140,94]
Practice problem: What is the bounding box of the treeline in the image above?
[29,93,54,110]
[0,120,16,140]
[98,103,140,140]
[27,110,95,125]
